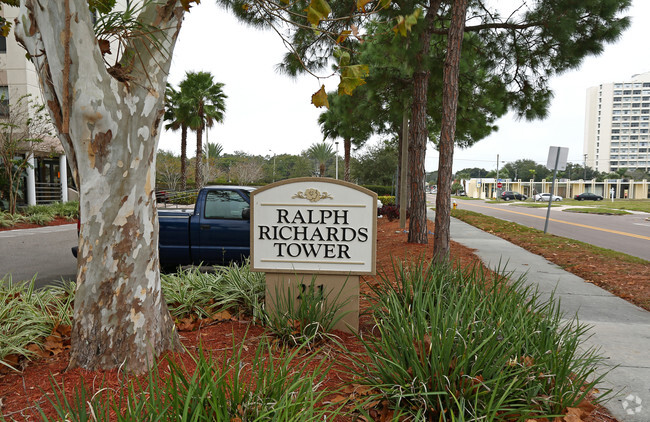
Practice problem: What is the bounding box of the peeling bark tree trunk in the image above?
[14,0,184,373]
[433,0,468,262]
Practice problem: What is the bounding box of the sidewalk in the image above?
[444,214,650,422]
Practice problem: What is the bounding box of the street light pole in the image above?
[335,141,339,180]
[496,154,500,198]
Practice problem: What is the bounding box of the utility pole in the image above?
[584,154,587,179]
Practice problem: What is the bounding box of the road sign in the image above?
[546,146,569,170]
[497,182,502,188]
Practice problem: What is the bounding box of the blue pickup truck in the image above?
[73,186,254,268]
[158,186,254,268]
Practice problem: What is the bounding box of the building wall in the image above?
[1,6,70,205]
[584,72,650,173]
[0,7,42,105]
[465,178,650,200]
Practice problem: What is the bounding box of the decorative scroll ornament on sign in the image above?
[292,188,333,202]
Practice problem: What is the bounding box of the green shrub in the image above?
[22,202,79,220]
[168,191,198,205]
[362,185,393,196]
[161,261,265,320]
[377,195,395,206]
[50,201,79,219]
[28,213,55,225]
[0,212,26,228]
[352,259,608,420]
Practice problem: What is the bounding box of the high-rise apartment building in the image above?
[583,71,650,173]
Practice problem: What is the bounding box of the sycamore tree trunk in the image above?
[433,0,468,262]
[15,0,184,373]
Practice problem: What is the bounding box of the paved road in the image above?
[453,199,650,261]
[0,224,77,289]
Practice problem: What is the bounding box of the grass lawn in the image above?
[451,208,650,311]
[561,198,650,213]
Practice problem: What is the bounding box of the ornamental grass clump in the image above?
[161,265,229,320]
[38,339,334,421]
[0,211,26,228]
[0,277,74,370]
[353,259,608,421]
[160,260,265,321]
[263,276,350,347]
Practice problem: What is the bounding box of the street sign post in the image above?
[544,146,569,234]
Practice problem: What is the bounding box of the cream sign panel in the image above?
[250,178,377,275]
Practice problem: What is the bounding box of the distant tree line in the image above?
[155,139,399,190]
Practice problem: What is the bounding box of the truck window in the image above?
[204,190,248,219]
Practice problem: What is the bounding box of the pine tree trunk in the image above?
[433,0,468,262]
[406,0,441,244]
[15,0,184,374]
[407,70,428,244]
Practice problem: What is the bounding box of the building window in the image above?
[0,36,5,54]
[0,86,8,117]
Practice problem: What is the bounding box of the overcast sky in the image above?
[158,0,650,173]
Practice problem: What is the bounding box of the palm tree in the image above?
[307,142,334,177]
[318,90,373,182]
[163,84,191,190]
[179,71,227,189]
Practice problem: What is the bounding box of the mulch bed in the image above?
[0,218,75,232]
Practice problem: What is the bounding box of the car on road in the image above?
[500,191,527,201]
[574,192,604,201]
[534,193,563,202]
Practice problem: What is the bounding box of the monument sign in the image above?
[250,178,377,333]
